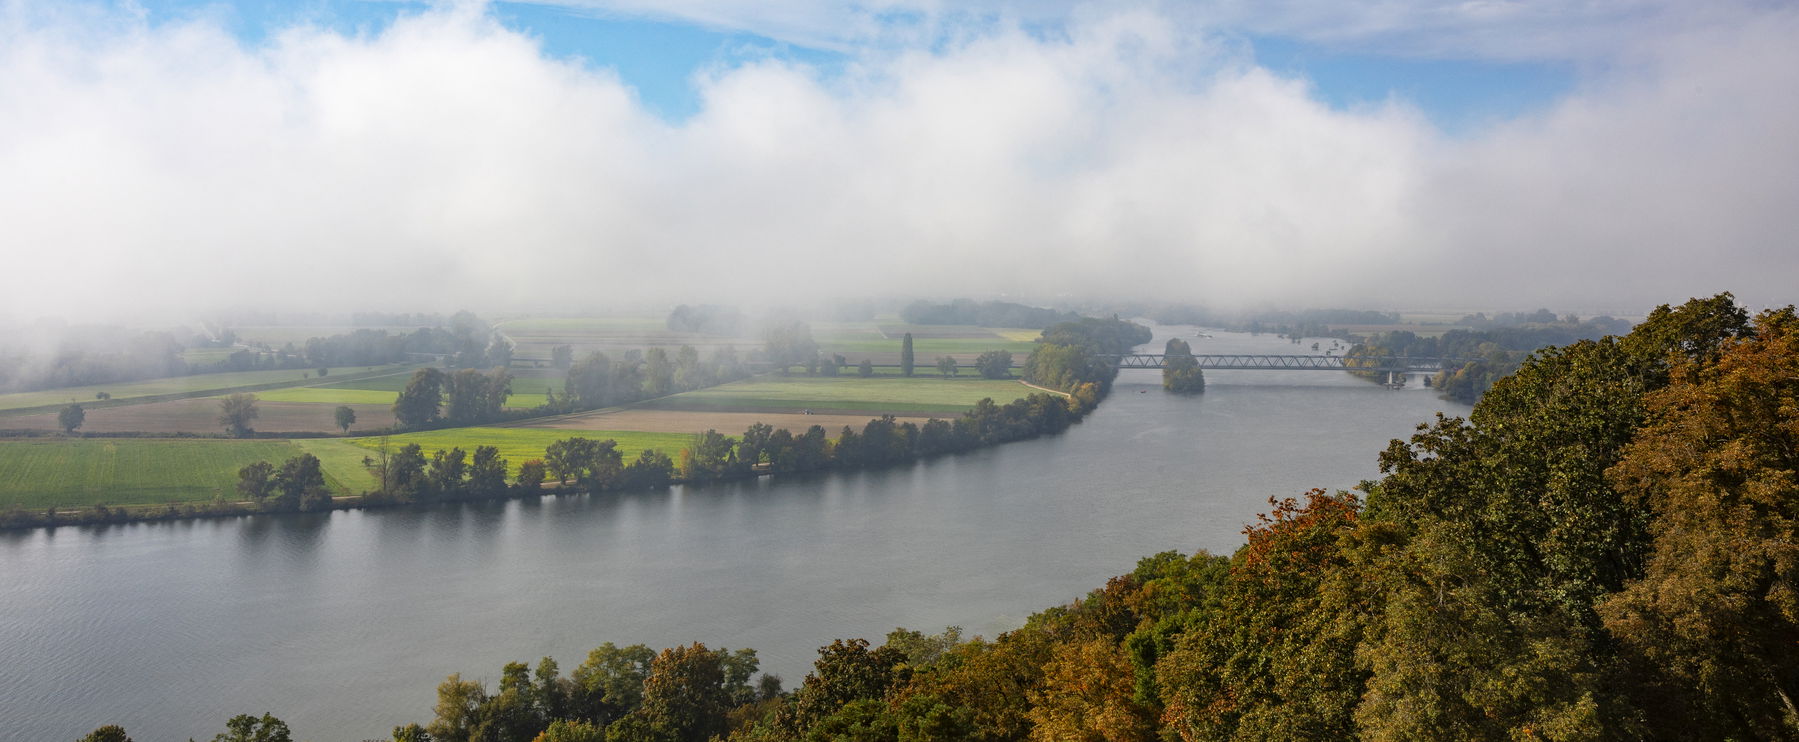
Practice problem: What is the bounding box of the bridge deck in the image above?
[1099,354,1470,372]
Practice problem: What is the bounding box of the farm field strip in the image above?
[0,365,409,414]
[0,438,361,508]
[252,387,549,409]
[639,376,1035,415]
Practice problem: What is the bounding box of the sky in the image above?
[1,0,1795,321]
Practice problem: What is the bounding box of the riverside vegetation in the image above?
[76,295,1799,740]
[1,317,1144,528]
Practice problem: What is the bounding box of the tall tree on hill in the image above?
[901,333,915,377]
[218,393,259,437]
[334,405,356,434]
[393,368,445,427]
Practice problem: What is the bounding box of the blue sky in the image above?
[124,0,1572,130]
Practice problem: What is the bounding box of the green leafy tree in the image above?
[334,405,356,434]
[535,719,604,742]
[79,724,133,742]
[551,344,574,369]
[517,459,547,492]
[858,359,875,377]
[218,393,259,437]
[272,453,330,511]
[236,461,275,503]
[623,643,741,742]
[973,350,1013,379]
[58,402,84,434]
[935,356,957,378]
[394,368,446,427]
[468,445,508,498]
[571,642,658,724]
[901,333,915,377]
[390,723,431,742]
[208,713,292,742]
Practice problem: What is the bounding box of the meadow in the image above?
[641,375,1036,415]
[0,438,373,508]
[0,365,404,414]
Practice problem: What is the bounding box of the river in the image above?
[0,326,1467,740]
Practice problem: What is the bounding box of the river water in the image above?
[0,327,1466,741]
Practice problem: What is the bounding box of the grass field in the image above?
[642,376,1036,415]
[253,386,549,409]
[344,428,693,475]
[0,366,402,413]
[0,438,374,508]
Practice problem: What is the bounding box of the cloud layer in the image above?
[0,1,1795,321]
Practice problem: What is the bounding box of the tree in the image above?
[272,454,330,511]
[394,368,446,428]
[237,461,275,503]
[1598,307,1799,738]
[551,344,574,369]
[623,643,741,742]
[58,402,84,434]
[79,725,132,742]
[468,445,508,498]
[517,459,547,492]
[858,359,874,377]
[1162,338,1205,394]
[534,719,604,742]
[764,322,819,374]
[218,393,259,437]
[935,356,957,378]
[974,350,1013,379]
[900,333,915,377]
[644,347,674,397]
[334,405,357,434]
[208,713,292,742]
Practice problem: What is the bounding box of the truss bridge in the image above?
[1098,354,1472,373]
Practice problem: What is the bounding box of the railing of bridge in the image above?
[1096,354,1474,372]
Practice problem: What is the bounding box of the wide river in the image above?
[0,326,1467,741]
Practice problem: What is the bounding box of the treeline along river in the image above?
[0,326,1468,740]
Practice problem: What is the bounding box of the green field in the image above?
[344,428,692,475]
[254,386,549,409]
[647,376,1036,414]
[0,438,375,508]
[0,366,402,413]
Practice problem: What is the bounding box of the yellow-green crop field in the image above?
[0,438,374,508]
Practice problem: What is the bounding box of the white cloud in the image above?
[0,1,1794,321]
